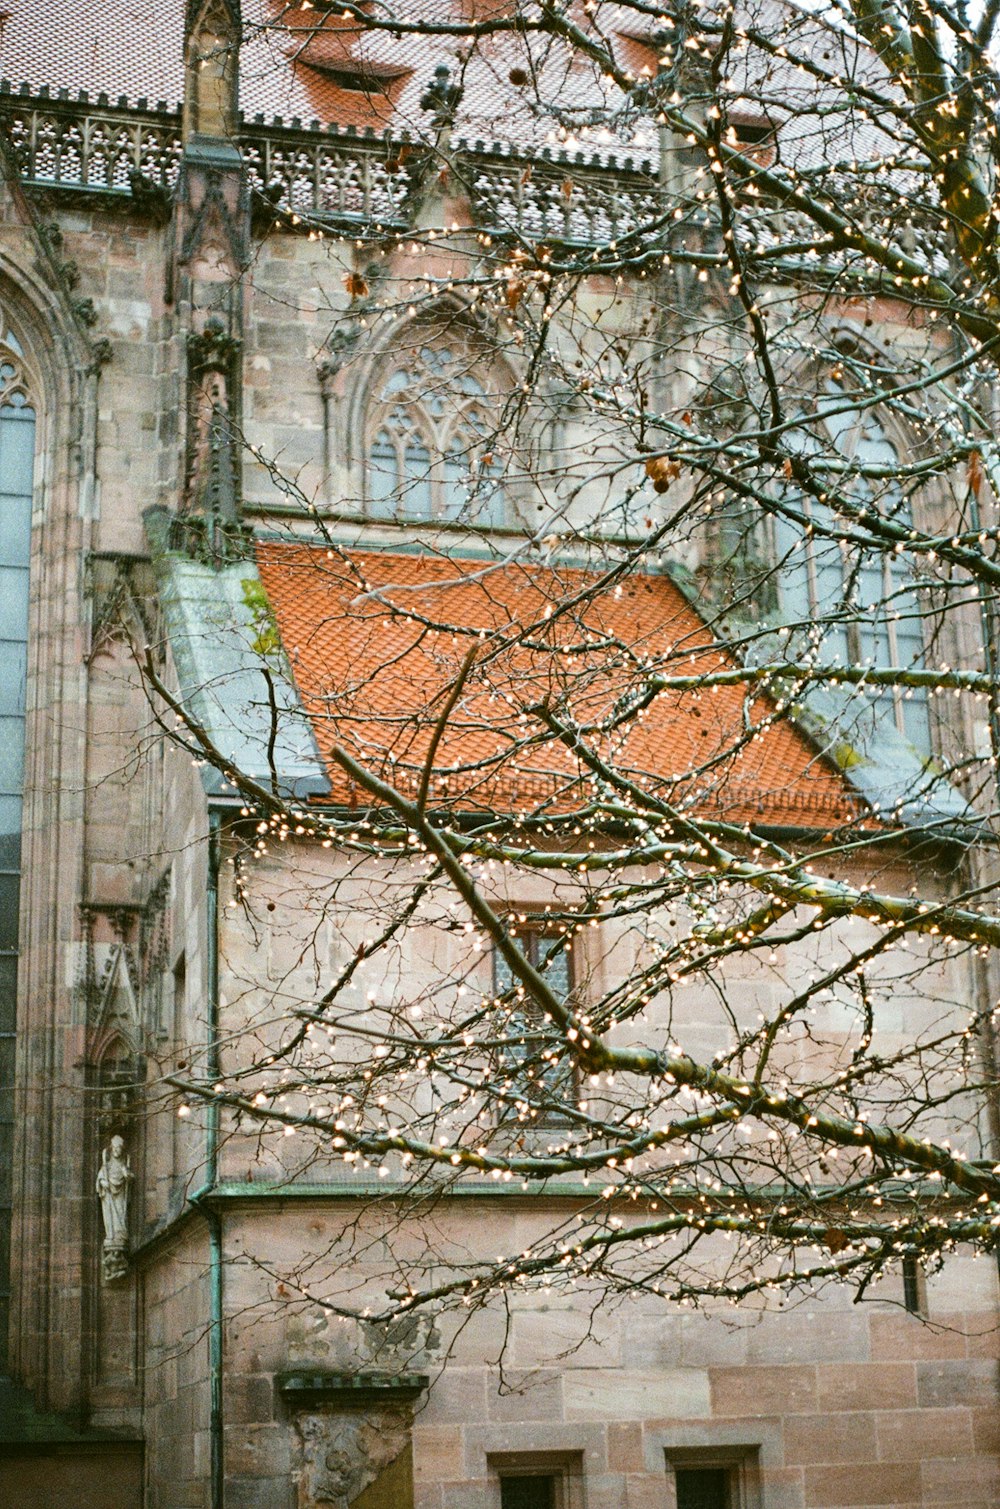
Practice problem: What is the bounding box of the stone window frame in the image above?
[0,324,37,1369]
[363,329,512,528]
[487,1449,585,1509]
[772,380,930,751]
[664,1445,762,1509]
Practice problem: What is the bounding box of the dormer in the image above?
[277,2,412,126]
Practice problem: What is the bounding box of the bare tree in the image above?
[147,0,1000,1333]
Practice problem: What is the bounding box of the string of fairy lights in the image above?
[158,0,1000,1317]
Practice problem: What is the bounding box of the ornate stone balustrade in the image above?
[1,91,183,192]
[239,128,413,228]
[467,153,661,247]
[0,88,661,243]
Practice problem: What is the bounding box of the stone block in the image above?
[710,1365,816,1417]
[972,1405,1000,1456]
[816,1364,917,1413]
[916,1360,1000,1409]
[920,1452,1000,1501]
[802,1460,921,1504]
[440,1482,488,1509]
[875,1406,973,1462]
[515,1315,618,1376]
[745,1310,869,1367]
[414,1425,465,1483]
[964,1319,1000,1359]
[869,1313,968,1361]
[756,1467,806,1509]
[422,1367,488,1424]
[225,1477,294,1509]
[486,1369,564,1422]
[620,1475,667,1509]
[783,1410,878,1465]
[223,1423,291,1478]
[577,1472,628,1509]
[564,1368,709,1420]
[606,1421,643,1473]
[684,1319,754,1369]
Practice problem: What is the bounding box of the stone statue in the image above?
[96,1134,133,1282]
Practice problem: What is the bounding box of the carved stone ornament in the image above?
[295,1407,411,1509]
[96,1134,133,1283]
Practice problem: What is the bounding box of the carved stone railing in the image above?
[0,89,183,192]
[0,89,417,226]
[0,87,663,243]
[466,149,662,247]
[239,125,414,228]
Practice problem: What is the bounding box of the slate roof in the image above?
[255,540,864,828]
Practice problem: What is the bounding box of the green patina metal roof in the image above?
[144,509,330,802]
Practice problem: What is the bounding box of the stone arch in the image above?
[0,249,108,1390]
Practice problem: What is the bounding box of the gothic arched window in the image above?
[365,339,508,526]
[0,330,36,1362]
[774,387,929,753]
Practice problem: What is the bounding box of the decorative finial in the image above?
[420,63,463,127]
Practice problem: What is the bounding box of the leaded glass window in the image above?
[493,925,576,1123]
[365,340,508,526]
[775,389,929,752]
[0,340,35,1369]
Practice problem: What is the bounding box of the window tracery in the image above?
[365,337,508,526]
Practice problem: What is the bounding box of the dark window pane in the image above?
[0,794,20,868]
[368,429,399,518]
[902,1255,922,1314]
[495,932,575,1121]
[0,1105,12,1179]
[0,394,32,1380]
[0,1203,10,1278]
[0,405,37,487]
[402,437,433,518]
[500,1476,555,1509]
[0,954,16,1032]
[0,874,19,950]
[676,1468,730,1509]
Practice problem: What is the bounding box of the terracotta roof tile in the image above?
[256,541,863,828]
[0,1,892,177]
[0,0,184,110]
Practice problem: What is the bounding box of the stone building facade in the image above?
[0,2,998,1507]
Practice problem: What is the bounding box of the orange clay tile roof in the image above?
[256,541,864,829]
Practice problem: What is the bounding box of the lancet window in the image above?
[0,330,36,1364]
[493,923,576,1125]
[365,338,508,526]
[774,387,929,752]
